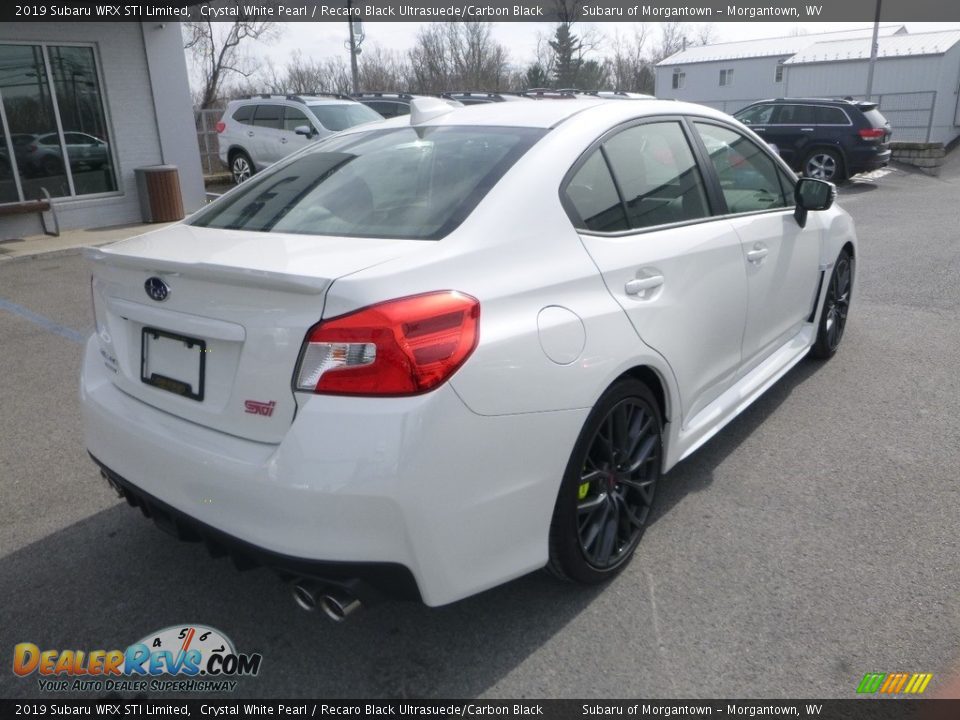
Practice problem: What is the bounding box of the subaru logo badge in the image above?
[144,277,170,302]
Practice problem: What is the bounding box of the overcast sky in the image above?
[250,21,960,69]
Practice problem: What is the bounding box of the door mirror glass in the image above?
[294,125,315,138]
[793,177,836,228]
[795,178,836,211]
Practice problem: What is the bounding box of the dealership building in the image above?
[655,25,960,146]
[0,22,205,239]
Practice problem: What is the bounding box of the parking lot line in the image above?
[0,297,84,344]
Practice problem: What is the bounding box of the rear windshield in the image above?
[309,103,383,131]
[862,108,888,128]
[190,126,545,240]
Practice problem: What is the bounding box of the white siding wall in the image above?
[655,56,790,113]
[0,22,203,238]
[785,52,960,144]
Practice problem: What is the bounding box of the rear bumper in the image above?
[92,455,420,604]
[848,147,891,173]
[80,335,586,606]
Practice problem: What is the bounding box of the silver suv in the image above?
[216,94,383,183]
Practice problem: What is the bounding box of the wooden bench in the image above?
[0,188,60,237]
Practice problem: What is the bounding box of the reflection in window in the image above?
[604,122,710,229]
[0,43,117,205]
[694,123,789,214]
[48,46,116,195]
[565,150,627,233]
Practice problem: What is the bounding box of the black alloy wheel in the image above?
[548,379,662,584]
[811,249,853,359]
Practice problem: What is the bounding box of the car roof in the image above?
[745,98,856,106]
[348,98,730,130]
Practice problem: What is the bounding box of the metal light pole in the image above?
[347,0,361,94]
[865,0,882,100]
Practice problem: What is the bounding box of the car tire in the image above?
[547,378,663,584]
[230,151,254,184]
[810,249,853,360]
[803,148,845,183]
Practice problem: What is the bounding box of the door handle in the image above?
[746,245,769,264]
[280,138,288,144]
[800,128,814,132]
[247,131,254,137]
[753,127,766,132]
[625,274,664,296]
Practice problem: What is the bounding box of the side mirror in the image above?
[294,125,315,138]
[794,177,837,228]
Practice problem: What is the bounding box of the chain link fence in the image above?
[195,108,225,176]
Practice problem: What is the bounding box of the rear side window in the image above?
[862,108,888,128]
[773,104,816,125]
[604,122,710,229]
[694,122,789,214]
[252,104,282,129]
[816,106,850,125]
[565,150,628,232]
[231,105,253,124]
[736,104,775,125]
[309,103,383,131]
[190,126,545,240]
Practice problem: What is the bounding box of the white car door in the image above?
[250,104,284,166]
[568,119,749,425]
[691,121,821,373]
[281,106,313,155]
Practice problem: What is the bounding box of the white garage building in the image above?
[783,29,960,144]
[656,25,960,146]
[654,26,906,114]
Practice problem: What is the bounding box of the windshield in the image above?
[190,126,545,240]
[309,103,383,131]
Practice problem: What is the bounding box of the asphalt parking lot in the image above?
[1,156,958,700]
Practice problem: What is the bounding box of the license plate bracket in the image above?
[140,327,206,402]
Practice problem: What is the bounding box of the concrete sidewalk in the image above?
[0,221,173,262]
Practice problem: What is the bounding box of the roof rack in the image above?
[522,88,578,99]
[240,92,354,102]
[442,91,498,98]
[352,91,415,100]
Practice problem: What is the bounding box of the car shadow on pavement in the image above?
[0,358,827,702]
[0,493,606,699]
[649,355,826,529]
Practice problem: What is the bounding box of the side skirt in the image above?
[666,325,815,468]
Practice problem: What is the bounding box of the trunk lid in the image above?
[88,224,426,443]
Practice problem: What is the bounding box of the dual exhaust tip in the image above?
[292,580,361,622]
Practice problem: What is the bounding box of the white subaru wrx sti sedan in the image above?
[81,98,856,618]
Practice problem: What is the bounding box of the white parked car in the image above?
[82,98,856,618]
[216,94,383,184]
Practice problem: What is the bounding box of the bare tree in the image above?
[605,25,651,92]
[408,23,510,94]
[651,22,716,65]
[184,6,280,109]
[358,45,412,92]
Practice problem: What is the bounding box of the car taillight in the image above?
[295,291,480,396]
[859,128,885,141]
[215,121,226,133]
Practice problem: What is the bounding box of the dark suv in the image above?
[734,98,892,182]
